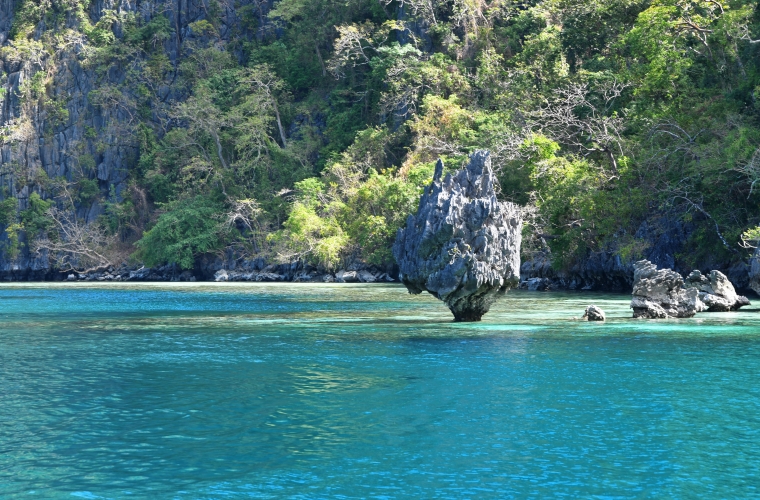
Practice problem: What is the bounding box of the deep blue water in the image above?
[1,283,759,498]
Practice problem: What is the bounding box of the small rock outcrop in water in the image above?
[630,260,701,318]
[684,270,750,311]
[582,305,606,321]
[393,151,522,321]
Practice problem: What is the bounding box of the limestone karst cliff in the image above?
[0,0,271,278]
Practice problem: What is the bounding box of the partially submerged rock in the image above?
[393,151,522,322]
[630,260,701,318]
[582,305,606,321]
[684,270,750,311]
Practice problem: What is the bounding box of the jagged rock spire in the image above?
[393,150,522,321]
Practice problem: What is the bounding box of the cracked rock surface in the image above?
[393,151,522,321]
[630,260,702,318]
[684,269,750,311]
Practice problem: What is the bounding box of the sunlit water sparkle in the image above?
[1,283,759,498]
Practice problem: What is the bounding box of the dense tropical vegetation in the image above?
[3,0,760,274]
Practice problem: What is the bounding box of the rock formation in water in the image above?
[392,151,522,321]
[684,270,750,311]
[582,305,606,321]
[630,260,702,318]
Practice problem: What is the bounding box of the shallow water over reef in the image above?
[1,283,759,498]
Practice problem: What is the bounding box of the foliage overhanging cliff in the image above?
[1,0,760,279]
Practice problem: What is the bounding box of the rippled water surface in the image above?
[1,283,760,498]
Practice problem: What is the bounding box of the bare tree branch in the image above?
[34,207,122,274]
[735,147,760,199]
[530,81,628,178]
[225,199,266,253]
[665,186,738,254]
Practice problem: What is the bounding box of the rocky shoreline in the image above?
[3,254,760,299]
[1,257,399,284]
[4,242,760,302]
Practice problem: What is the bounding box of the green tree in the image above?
[136,196,230,269]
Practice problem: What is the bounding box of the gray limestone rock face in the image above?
[393,151,522,322]
[335,270,359,283]
[684,269,749,311]
[750,247,760,297]
[631,260,701,318]
[582,305,605,321]
[0,0,273,278]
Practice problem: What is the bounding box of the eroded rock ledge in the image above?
[393,151,522,321]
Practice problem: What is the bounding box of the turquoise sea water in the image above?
[1,283,759,499]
